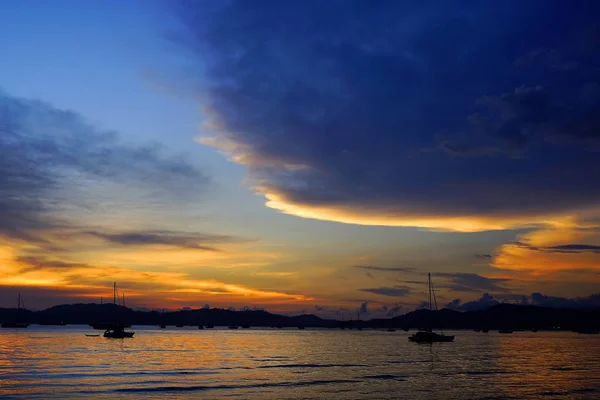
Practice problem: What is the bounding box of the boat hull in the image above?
[409,331,454,343]
[104,331,135,338]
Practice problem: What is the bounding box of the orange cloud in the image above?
[491,222,600,280]
[262,191,578,233]
[0,241,313,308]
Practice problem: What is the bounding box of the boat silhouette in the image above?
[102,283,134,339]
[409,274,455,343]
[1,294,30,328]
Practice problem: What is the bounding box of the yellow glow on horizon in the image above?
[0,241,313,306]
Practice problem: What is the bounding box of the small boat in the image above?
[241,324,250,329]
[104,324,135,338]
[1,294,29,329]
[387,328,396,332]
[198,325,204,330]
[409,274,454,343]
[297,326,305,330]
[205,324,214,329]
[159,324,166,329]
[85,334,100,337]
[175,324,184,328]
[499,329,514,334]
[101,283,134,338]
[228,326,239,329]
[409,330,454,343]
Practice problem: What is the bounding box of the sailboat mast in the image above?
[428,273,432,311]
[430,274,443,334]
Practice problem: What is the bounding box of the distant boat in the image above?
[205,324,214,329]
[159,324,166,329]
[499,329,514,334]
[387,328,396,332]
[228,326,239,329]
[531,328,538,332]
[481,328,489,333]
[241,324,250,329]
[103,283,134,339]
[175,324,184,328]
[104,324,135,338]
[409,274,455,343]
[297,326,305,330]
[198,325,204,330]
[1,294,30,328]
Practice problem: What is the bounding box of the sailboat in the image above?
[1,294,30,328]
[103,282,135,339]
[409,273,454,343]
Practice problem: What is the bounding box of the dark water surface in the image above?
[0,326,599,399]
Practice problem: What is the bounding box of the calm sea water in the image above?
[0,326,599,399]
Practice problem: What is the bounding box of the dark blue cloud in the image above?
[436,273,511,293]
[448,292,600,311]
[359,286,411,297]
[353,265,413,272]
[512,241,600,254]
[173,0,600,230]
[0,91,208,244]
[86,230,247,251]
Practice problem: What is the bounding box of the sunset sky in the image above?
[1,0,599,317]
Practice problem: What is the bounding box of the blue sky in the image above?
[0,0,599,315]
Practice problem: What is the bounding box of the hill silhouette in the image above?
[0,303,598,330]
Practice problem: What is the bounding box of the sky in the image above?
[0,0,599,317]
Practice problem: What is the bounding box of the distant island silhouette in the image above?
[1,303,598,331]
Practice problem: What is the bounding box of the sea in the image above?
[0,326,599,399]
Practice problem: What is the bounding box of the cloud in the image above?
[86,230,246,251]
[475,254,492,259]
[359,302,368,314]
[512,242,600,254]
[171,1,600,231]
[0,90,208,244]
[1,250,312,307]
[359,286,411,297]
[353,265,413,272]
[448,292,600,311]
[453,293,499,311]
[436,273,511,293]
[493,225,600,274]
[445,299,462,310]
[531,292,600,308]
